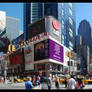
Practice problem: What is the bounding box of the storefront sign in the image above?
[24,43,34,70]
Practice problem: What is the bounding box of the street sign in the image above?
[70,66,77,72]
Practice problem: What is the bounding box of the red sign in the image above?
[52,20,60,30]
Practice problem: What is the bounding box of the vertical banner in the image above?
[24,43,34,70]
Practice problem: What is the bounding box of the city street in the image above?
[0,81,92,89]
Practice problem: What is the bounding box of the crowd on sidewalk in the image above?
[25,74,85,90]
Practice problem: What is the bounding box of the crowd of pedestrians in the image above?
[25,74,85,90]
[0,74,85,90]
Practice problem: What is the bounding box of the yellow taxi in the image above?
[16,78,24,83]
[59,74,70,84]
[23,77,29,81]
[83,79,92,84]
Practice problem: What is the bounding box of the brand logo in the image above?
[52,20,60,30]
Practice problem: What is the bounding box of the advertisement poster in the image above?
[63,46,70,66]
[9,49,23,65]
[49,39,64,63]
[34,39,63,63]
[34,39,49,61]
[24,43,34,70]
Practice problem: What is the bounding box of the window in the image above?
[69,8,72,15]
[62,34,64,40]
[69,41,73,47]
[69,3,72,8]
[62,9,64,16]
[69,27,73,37]
[62,20,64,29]
[62,3,64,7]
[69,17,73,25]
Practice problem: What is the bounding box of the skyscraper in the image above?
[24,3,76,50]
[78,20,92,54]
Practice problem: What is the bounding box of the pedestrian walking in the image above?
[64,77,68,88]
[75,78,85,89]
[67,75,76,89]
[36,75,40,86]
[40,75,48,89]
[46,75,51,90]
[25,77,34,90]
[55,77,60,89]
[33,75,36,86]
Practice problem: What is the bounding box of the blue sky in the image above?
[0,3,23,31]
[0,3,92,34]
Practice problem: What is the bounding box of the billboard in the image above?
[0,11,6,33]
[24,43,34,70]
[63,46,70,66]
[28,16,61,42]
[9,49,23,65]
[34,39,49,61]
[28,18,45,39]
[0,37,10,53]
[45,16,61,42]
[49,39,63,63]
[34,39,64,63]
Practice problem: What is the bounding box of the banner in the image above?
[24,43,34,70]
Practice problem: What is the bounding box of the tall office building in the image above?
[24,3,76,50]
[6,16,20,42]
[78,20,92,54]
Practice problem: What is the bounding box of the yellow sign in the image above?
[68,52,71,58]
[8,44,16,52]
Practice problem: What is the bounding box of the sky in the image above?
[0,3,23,31]
[0,3,92,34]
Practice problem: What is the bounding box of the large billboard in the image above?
[24,43,34,70]
[28,16,61,42]
[28,18,45,39]
[49,39,63,63]
[45,16,61,42]
[34,39,49,61]
[9,49,23,65]
[34,39,64,63]
[63,46,70,66]
[0,11,6,33]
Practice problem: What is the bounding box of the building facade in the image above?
[78,20,92,54]
[0,11,6,38]
[6,16,20,42]
[23,3,76,51]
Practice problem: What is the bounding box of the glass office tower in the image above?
[24,3,76,50]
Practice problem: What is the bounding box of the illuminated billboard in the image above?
[24,43,34,70]
[9,49,23,65]
[28,16,61,42]
[34,39,64,63]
